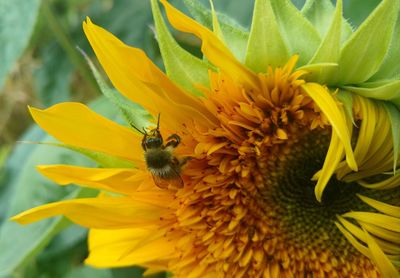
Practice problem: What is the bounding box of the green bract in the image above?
[151,0,400,104]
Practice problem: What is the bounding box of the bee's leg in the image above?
[166,134,180,148]
[179,156,192,167]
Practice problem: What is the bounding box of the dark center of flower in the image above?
[260,128,396,261]
[261,130,359,251]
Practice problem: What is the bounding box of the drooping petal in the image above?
[358,195,400,219]
[358,174,400,190]
[29,103,144,166]
[313,129,344,202]
[363,227,399,278]
[301,83,357,171]
[12,196,175,229]
[86,228,175,268]
[160,0,260,91]
[37,165,153,195]
[343,212,400,233]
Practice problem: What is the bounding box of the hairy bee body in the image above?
[132,115,186,189]
[144,147,181,180]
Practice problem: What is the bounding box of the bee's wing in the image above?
[152,174,170,189]
[152,168,183,190]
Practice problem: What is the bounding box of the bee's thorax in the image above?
[145,149,172,169]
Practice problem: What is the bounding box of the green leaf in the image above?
[38,224,87,260]
[0,0,41,91]
[27,226,88,278]
[0,126,46,223]
[383,102,400,173]
[64,266,113,278]
[0,145,11,169]
[183,0,250,62]
[151,0,211,96]
[245,0,289,71]
[270,0,321,66]
[79,47,150,129]
[0,142,96,277]
[34,44,73,106]
[336,0,400,85]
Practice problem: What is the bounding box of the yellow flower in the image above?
[12,0,400,277]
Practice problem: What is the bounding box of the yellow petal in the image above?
[83,18,215,129]
[11,196,173,229]
[314,130,344,202]
[86,228,175,268]
[160,0,259,90]
[301,83,357,171]
[37,165,152,195]
[358,194,400,218]
[358,174,400,190]
[337,215,399,255]
[362,227,399,278]
[334,220,371,259]
[29,103,144,166]
[343,212,400,232]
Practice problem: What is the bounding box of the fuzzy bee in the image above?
[131,115,188,189]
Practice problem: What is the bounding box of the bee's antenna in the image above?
[157,113,161,130]
[130,123,145,135]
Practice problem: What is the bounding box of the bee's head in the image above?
[131,114,163,151]
[142,128,163,150]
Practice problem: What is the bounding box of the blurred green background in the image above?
[0,0,381,277]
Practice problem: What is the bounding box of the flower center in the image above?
[262,129,361,249]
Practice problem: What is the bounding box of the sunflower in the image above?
[12,0,400,277]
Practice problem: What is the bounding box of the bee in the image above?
[131,114,188,189]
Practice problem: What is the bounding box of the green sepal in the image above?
[245,0,289,72]
[298,63,338,82]
[336,0,400,85]
[336,90,355,125]
[302,0,352,43]
[78,47,149,128]
[182,0,249,62]
[307,0,342,84]
[383,102,400,173]
[343,80,400,108]
[270,0,321,66]
[370,13,400,81]
[151,0,211,96]
[19,142,135,169]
